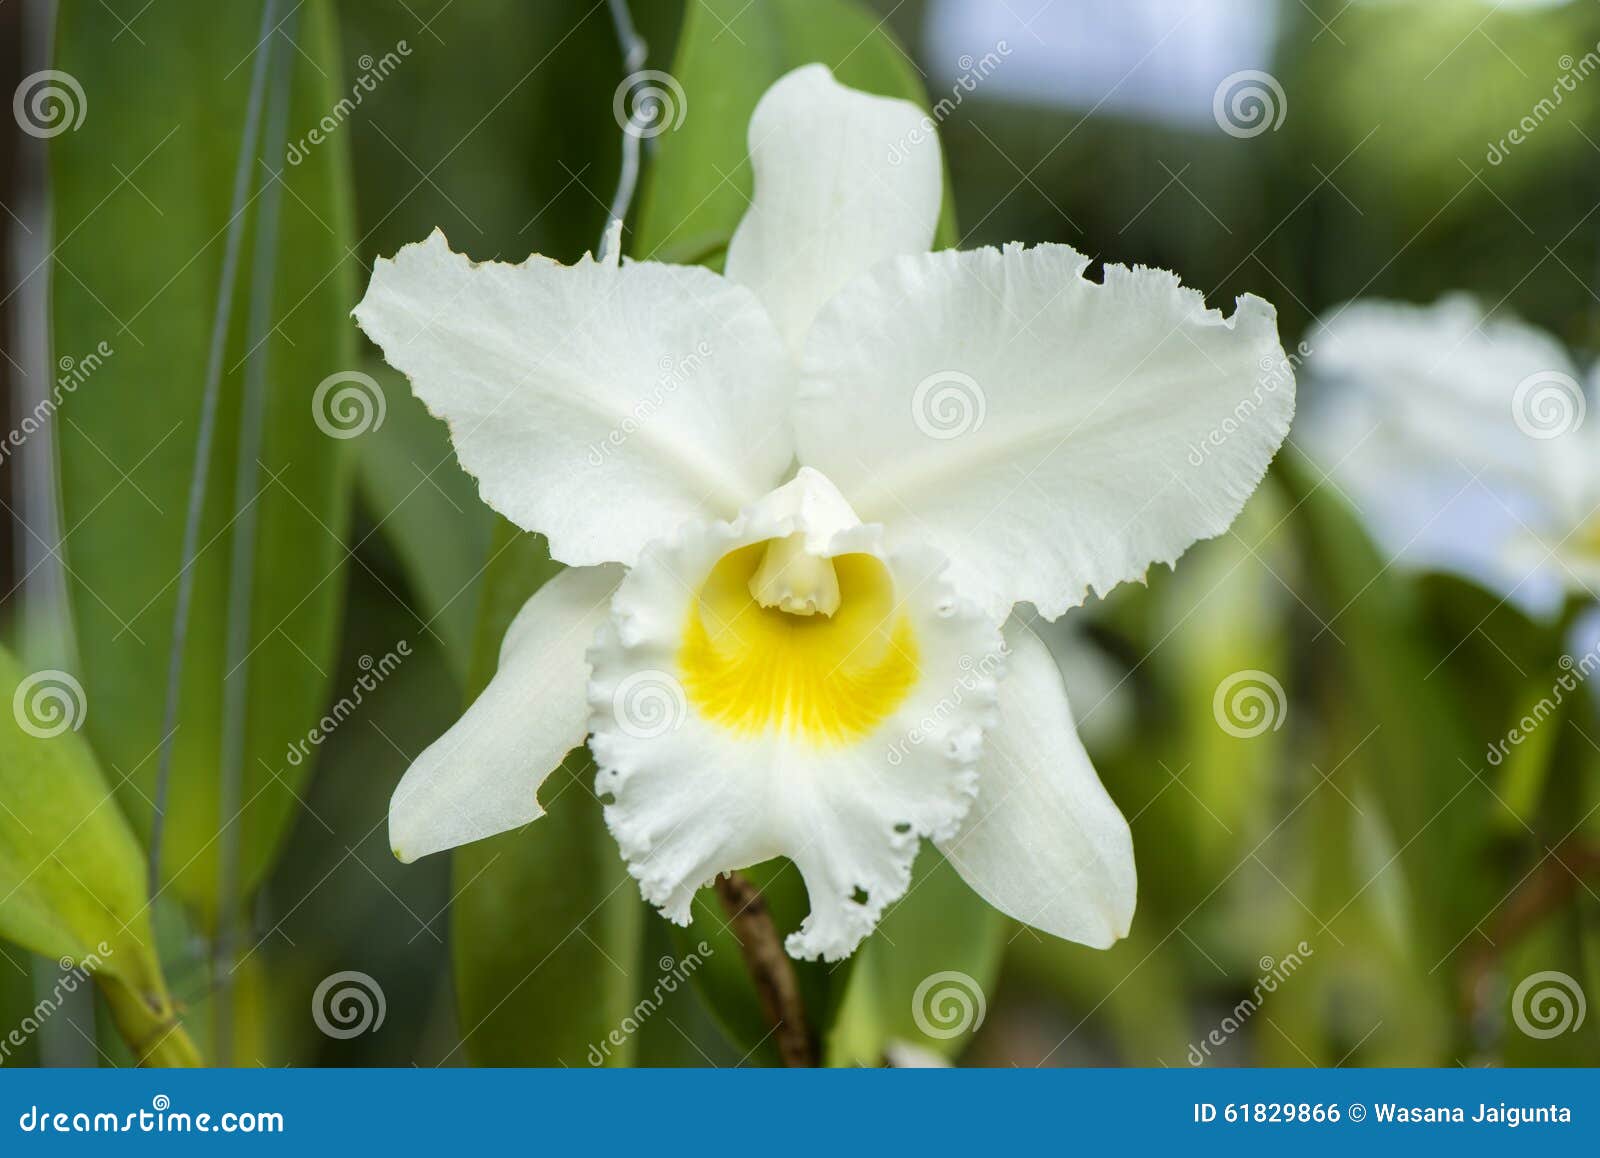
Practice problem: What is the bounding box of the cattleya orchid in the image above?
[355,65,1294,960]
[1300,294,1600,620]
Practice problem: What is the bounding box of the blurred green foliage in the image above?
[0,0,1597,1068]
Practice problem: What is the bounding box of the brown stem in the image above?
[713,872,815,1067]
[1460,839,1600,1015]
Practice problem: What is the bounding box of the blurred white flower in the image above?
[1299,294,1600,619]
[355,65,1292,960]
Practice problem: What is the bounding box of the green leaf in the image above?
[0,645,198,1065]
[634,0,956,263]
[449,523,643,1065]
[354,361,492,686]
[51,0,356,923]
[1280,453,1495,994]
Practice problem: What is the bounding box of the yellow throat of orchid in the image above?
[679,537,919,744]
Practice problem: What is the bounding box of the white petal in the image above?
[1299,295,1593,616]
[1308,295,1587,510]
[938,619,1135,948]
[1295,397,1569,619]
[389,564,622,863]
[354,231,794,568]
[587,469,1004,961]
[795,244,1293,621]
[725,64,943,355]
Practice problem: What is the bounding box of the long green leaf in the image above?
[0,645,197,1064]
[450,523,642,1066]
[51,0,356,923]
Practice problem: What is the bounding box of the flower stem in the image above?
[100,977,202,1068]
[712,872,815,1067]
[1460,838,1600,1023]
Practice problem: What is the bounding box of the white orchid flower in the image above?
[354,65,1293,961]
[1300,294,1600,620]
